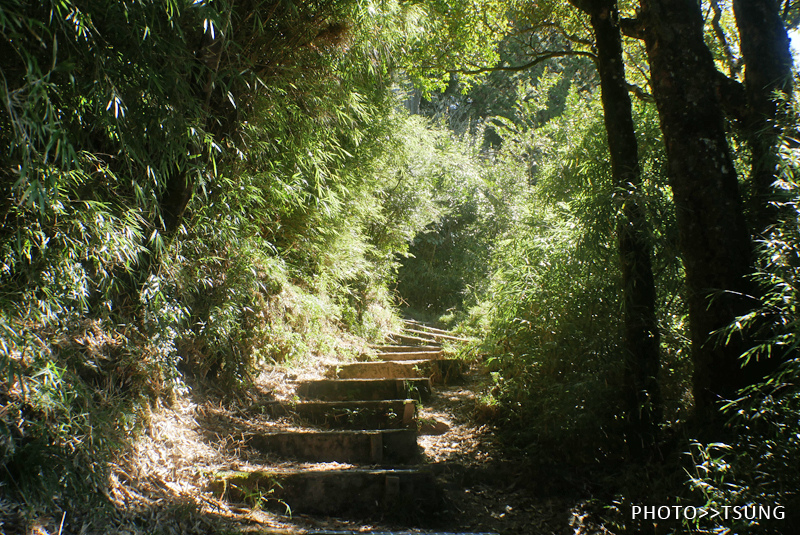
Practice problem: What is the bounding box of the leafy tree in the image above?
[568,0,661,456]
[394,121,494,316]
[626,0,791,424]
[733,0,794,233]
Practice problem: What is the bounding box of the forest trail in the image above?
[100,322,600,535]
[206,319,501,533]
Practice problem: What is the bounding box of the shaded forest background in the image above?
[2,0,800,533]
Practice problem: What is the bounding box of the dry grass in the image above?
[91,352,380,534]
[417,378,495,465]
[101,393,298,534]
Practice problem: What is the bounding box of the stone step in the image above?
[251,399,417,429]
[387,333,442,346]
[335,361,423,380]
[376,350,443,361]
[247,429,419,464]
[402,321,457,338]
[297,378,432,401]
[400,328,473,343]
[370,345,442,353]
[335,360,465,383]
[210,467,439,516]
[403,318,449,330]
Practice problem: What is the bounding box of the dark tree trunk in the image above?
[159,171,195,236]
[638,0,772,423]
[159,25,227,239]
[733,0,794,233]
[128,25,226,296]
[572,0,661,456]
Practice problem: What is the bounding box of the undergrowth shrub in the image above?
[0,319,151,520]
[395,121,506,319]
[0,170,159,516]
[470,77,686,461]
[482,201,627,460]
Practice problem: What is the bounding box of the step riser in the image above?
[255,400,417,429]
[336,361,423,380]
[213,469,438,516]
[401,328,473,343]
[402,320,453,335]
[388,333,441,346]
[336,360,466,384]
[371,345,442,353]
[297,378,432,401]
[376,351,443,361]
[248,429,419,464]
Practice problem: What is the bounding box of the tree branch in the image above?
[709,0,741,77]
[535,20,594,47]
[444,50,597,75]
[627,82,654,103]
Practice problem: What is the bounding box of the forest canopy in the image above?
[2,0,800,533]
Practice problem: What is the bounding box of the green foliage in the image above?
[0,321,149,516]
[683,128,800,534]
[465,73,686,459]
[0,0,447,523]
[395,123,498,316]
[0,0,214,220]
[0,2,211,508]
[400,0,513,92]
[6,0,793,531]
[479,87,626,458]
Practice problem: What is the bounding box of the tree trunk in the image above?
[572,0,661,456]
[733,0,794,233]
[638,0,769,423]
[128,25,226,295]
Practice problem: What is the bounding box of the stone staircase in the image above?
[208,319,489,533]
